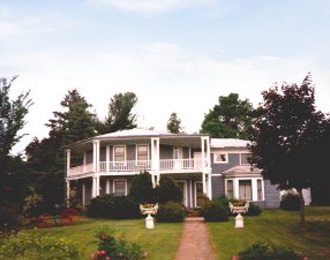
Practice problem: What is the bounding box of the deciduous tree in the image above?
[167,112,182,133]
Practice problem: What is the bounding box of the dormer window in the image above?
[214,152,228,164]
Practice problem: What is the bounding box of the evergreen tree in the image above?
[167,112,182,133]
[98,92,138,134]
[129,171,155,204]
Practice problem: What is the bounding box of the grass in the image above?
[207,206,330,260]
[20,218,183,260]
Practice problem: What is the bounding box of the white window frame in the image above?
[113,179,128,196]
[240,153,251,165]
[225,179,234,199]
[136,144,149,165]
[213,152,228,164]
[113,145,127,164]
[225,177,264,202]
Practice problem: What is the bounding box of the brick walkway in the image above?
[174,217,216,260]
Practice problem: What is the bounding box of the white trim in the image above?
[136,144,149,165]
[173,146,183,159]
[211,173,222,176]
[106,179,110,194]
[211,148,250,154]
[194,181,204,208]
[113,145,127,164]
[176,180,188,207]
[82,183,86,206]
[113,179,128,196]
[239,153,251,165]
[213,152,228,164]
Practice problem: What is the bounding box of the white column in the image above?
[234,179,240,199]
[206,137,211,168]
[82,183,86,206]
[106,179,110,194]
[202,173,206,194]
[83,151,87,165]
[189,180,193,208]
[92,176,96,198]
[66,149,71,171]
[106,145,110,172]
[208,173,212,200]
[93,140,100,173]
[201,138,205,169]
[252,179,258,201]
[156,174,160,185]
[151,173,155,188]
[96,175,100,197]
[151,138,160,171]
[66,180,70,201]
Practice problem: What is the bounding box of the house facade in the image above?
[66,128,280,208]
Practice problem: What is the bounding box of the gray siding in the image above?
[264,180,280,208]
[160,145,173,159]
[211,175,225,199]
[85,150,93,164]
[211,153,240,174]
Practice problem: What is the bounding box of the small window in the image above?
[137,144,149,161]
[214,152,228,164]
[114,146,126,162]
[226,180,234,199]
[113,180,127,196]
[257,179,263,201]
[240,153,251,165]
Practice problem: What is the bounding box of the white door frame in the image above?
[194,181,203,208]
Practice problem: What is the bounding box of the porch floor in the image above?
[174,217,216,260]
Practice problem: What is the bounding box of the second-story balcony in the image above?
[67,158,205,178]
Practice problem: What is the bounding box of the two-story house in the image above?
[66,128,280,208]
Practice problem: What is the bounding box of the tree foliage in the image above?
[167,112,182,133]
[129,171,155,204]
[98,92,138,134]
[249,74,329,228]
[155,176,182,204]
[201,93,255,139]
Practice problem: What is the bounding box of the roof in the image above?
[222,165,262,176]
[210,138,250,148]
[97,128,174,138]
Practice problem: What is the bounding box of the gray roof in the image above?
[97,128,174,138]
[210,138,250,148]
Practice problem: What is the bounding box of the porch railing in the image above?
[68,158,205,177]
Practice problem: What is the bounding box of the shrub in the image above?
[238,241,301,260]
[201,200,229,222]
[0,233,81,260]
[87,195,141,219]
[93,227,145,260]
[154,176,182,204]
[156,202,186,222]
[129,171,155,204]
[214,195,230,208]
[244,203,262,216]
[0,202,19,227]
[280,191,301,211]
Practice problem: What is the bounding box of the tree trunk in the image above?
[298,188,306,230]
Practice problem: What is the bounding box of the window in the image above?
[239,180,252,201]
[213,152,228,163]
[240,153,251,165]
[113,180,127,196]
[226,180,234,199]
[257,179,263,201]
[113,145,126,162]
[137,144,149,161]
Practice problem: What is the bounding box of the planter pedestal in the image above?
[145,214,155,229]
[235,213,244,228]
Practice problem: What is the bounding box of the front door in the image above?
[195,181,204,207]
[176,181,188,207]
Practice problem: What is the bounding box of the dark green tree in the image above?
[26,89,97,210]
[249,74,328,229]
[154,176,182,204]
[98,92,138,134]
[0,76,32,207]
[167,112,182,133]
[129,171,155,204]
[201,93,255,139]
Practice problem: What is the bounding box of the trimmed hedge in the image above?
[244,203,262,216]
[201,200,229,222]
[156,202,186,222]
[280,191,301,211]
[87,195,141,219]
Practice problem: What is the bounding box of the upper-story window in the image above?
[213,152,228,164]
[240,153,251,165]
[137,144,149,162]
[113,145,126,162]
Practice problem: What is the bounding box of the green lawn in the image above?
[20,218,183,260]
[207,206,330,260]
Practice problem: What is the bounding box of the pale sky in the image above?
[1,0,330,154]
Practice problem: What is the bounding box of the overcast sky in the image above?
[1,0,330,154]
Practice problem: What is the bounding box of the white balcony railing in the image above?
[67,158,205,177]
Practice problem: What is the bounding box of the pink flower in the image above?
[100,250,106,255]
[90,253,96,259]
[105,257,111,260]
[231,256,239,260]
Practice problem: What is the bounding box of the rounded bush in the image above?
[156,202,186,222]
[280,191,301,211]
[201,201,229,222]
[87,194,141,219]
[244,203,262,216]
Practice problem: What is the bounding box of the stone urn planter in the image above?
[229,201,249,228]
[139,203,158,229]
